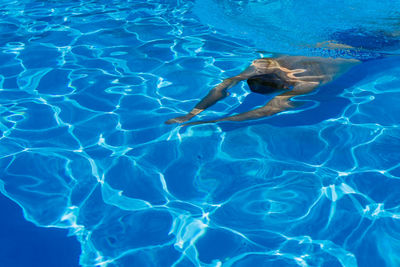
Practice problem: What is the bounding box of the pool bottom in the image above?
[0,194,81,267]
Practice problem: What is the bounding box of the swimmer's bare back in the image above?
[165,56,360,126]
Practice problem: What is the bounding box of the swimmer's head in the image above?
[247,73,289,94]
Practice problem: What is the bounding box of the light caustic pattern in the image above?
[0,0,400,266]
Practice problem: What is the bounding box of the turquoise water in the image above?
[1,0,400,266]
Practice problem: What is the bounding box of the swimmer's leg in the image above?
[183,82,318,126]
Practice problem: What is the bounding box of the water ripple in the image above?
[0,0,400,266]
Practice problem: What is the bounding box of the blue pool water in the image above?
[0,193,80,267]
[1,0,400,266]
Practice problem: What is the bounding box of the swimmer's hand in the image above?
[165,114,194,124]
[165,108,204,124]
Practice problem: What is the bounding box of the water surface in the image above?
[0,0,400,266]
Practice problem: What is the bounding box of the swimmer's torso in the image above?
[249,56,360,94]
[276,56,360,83]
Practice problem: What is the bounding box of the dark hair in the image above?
[247,73,288,95]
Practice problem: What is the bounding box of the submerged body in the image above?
[165,56,360,125]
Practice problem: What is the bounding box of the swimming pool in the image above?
[1,0,400,266]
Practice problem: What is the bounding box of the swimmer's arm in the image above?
[184,82,318,125]
[165,66,257,124]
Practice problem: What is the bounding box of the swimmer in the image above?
[165,56,360,125]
